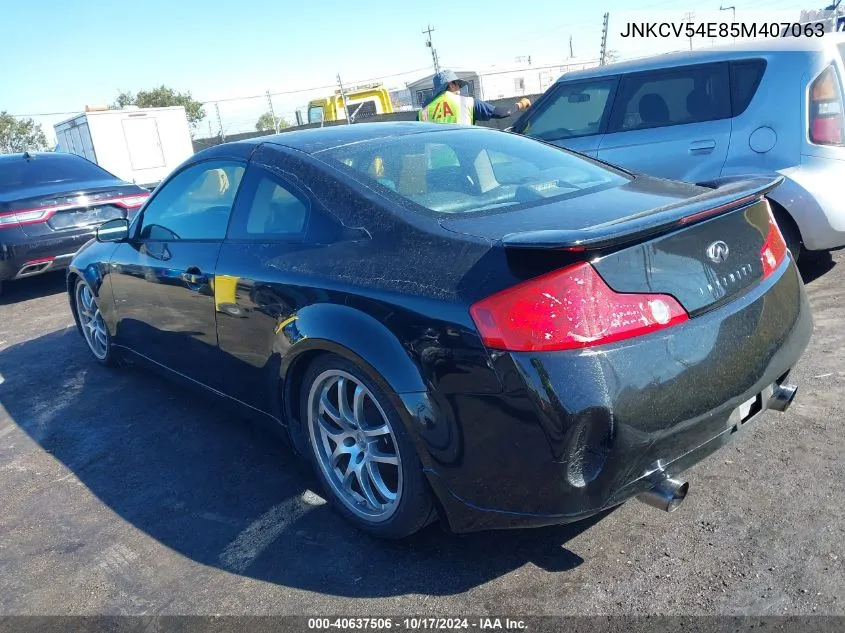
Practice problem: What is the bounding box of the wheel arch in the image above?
[278,303,429,455]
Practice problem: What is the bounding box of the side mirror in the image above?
[96,218,130,243]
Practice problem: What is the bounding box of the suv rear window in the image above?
[729,59,766,116]
[318,128,628,217]
[0,154,116,191]
[514,78,616,142]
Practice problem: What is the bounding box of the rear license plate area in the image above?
[48,206,123,230]
[732,393,762,432]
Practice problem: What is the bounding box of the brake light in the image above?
[809,65,845,146]
[113,194,149,209]
[760,206,787,278]
[470,262,689,352]
[0,193,149,229]
[0,208,56,228]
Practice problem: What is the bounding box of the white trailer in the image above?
[54,106,194,188]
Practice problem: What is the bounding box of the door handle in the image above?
[689,140,716,153]
[181,267,208,286]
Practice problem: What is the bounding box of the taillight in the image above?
[809,65,845,146]
[113,194,149,209]
[470,262,689,352]
[760,206,788,278]
[0,193,149,229]
[0,209,55,228]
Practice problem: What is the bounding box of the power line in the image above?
[11,66,434,118]
[203,66,433,105]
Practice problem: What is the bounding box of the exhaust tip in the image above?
[769,383,797,413]
[637,477,689,513]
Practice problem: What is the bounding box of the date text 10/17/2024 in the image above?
[307,618,527,631]
[620,21,827,39]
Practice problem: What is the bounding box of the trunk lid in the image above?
[2,180,146,237]
[441,175,783,316]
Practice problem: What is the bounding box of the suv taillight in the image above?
[809,65,845,146]
[760,205,788,278]
[470,263,689,352]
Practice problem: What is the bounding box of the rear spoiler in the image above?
[501,176,784,251]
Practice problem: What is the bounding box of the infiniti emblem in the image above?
[706,240,730,263]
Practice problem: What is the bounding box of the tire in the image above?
[300,355,434,538]
[74,278,119,367]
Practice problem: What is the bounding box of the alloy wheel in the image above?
[307,369,403,522]
[76,282,109,360]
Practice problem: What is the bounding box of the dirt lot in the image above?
[0,252,843,617]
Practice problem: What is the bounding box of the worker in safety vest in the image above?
[418,69,531,125]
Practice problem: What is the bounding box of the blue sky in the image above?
[2,0,813,139]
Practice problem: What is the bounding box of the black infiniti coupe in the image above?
[67,122,812,538]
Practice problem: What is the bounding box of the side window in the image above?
[517,79,616,142]
[610,64,730,132]
[730,59,766,116]
[138,161,245,241]
[227,167,310,240]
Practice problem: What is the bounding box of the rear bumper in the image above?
[407,256,812,533]
[776,156,845,250]
[0,228,95,282]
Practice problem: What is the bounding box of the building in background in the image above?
[404,57,600,108]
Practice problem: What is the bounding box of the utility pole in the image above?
[336,74,352,125]
[569,35,574,58]
[684,11,695,50]
[214,103,225,142]
[600,13,609,66]
[719,5,736,42]
[266,90,279,133]
[423,24,441,75]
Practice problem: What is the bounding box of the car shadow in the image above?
[0,272,67,305]
[0,328,604,598]
[798,250,836,285]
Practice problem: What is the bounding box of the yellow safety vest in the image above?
[418,90,474,125]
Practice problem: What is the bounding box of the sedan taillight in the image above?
[0,193,150,229]
[470,262,689,352]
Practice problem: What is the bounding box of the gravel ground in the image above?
[0,252,842,617]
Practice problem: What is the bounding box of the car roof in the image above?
[191,122,484,161]
[559,33,845,82]
[261,122,475,154]
[0,151,86,163]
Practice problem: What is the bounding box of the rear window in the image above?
[0,154,115,192]
[318,128,628,217]
[730,59,766,116]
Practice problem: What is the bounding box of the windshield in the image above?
[317,128,628,217]
[0,154,116,192]
[308,106,325,124]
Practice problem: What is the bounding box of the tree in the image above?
[0,112,48,154]
[255,112,288,132]
[113,85,206,131]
